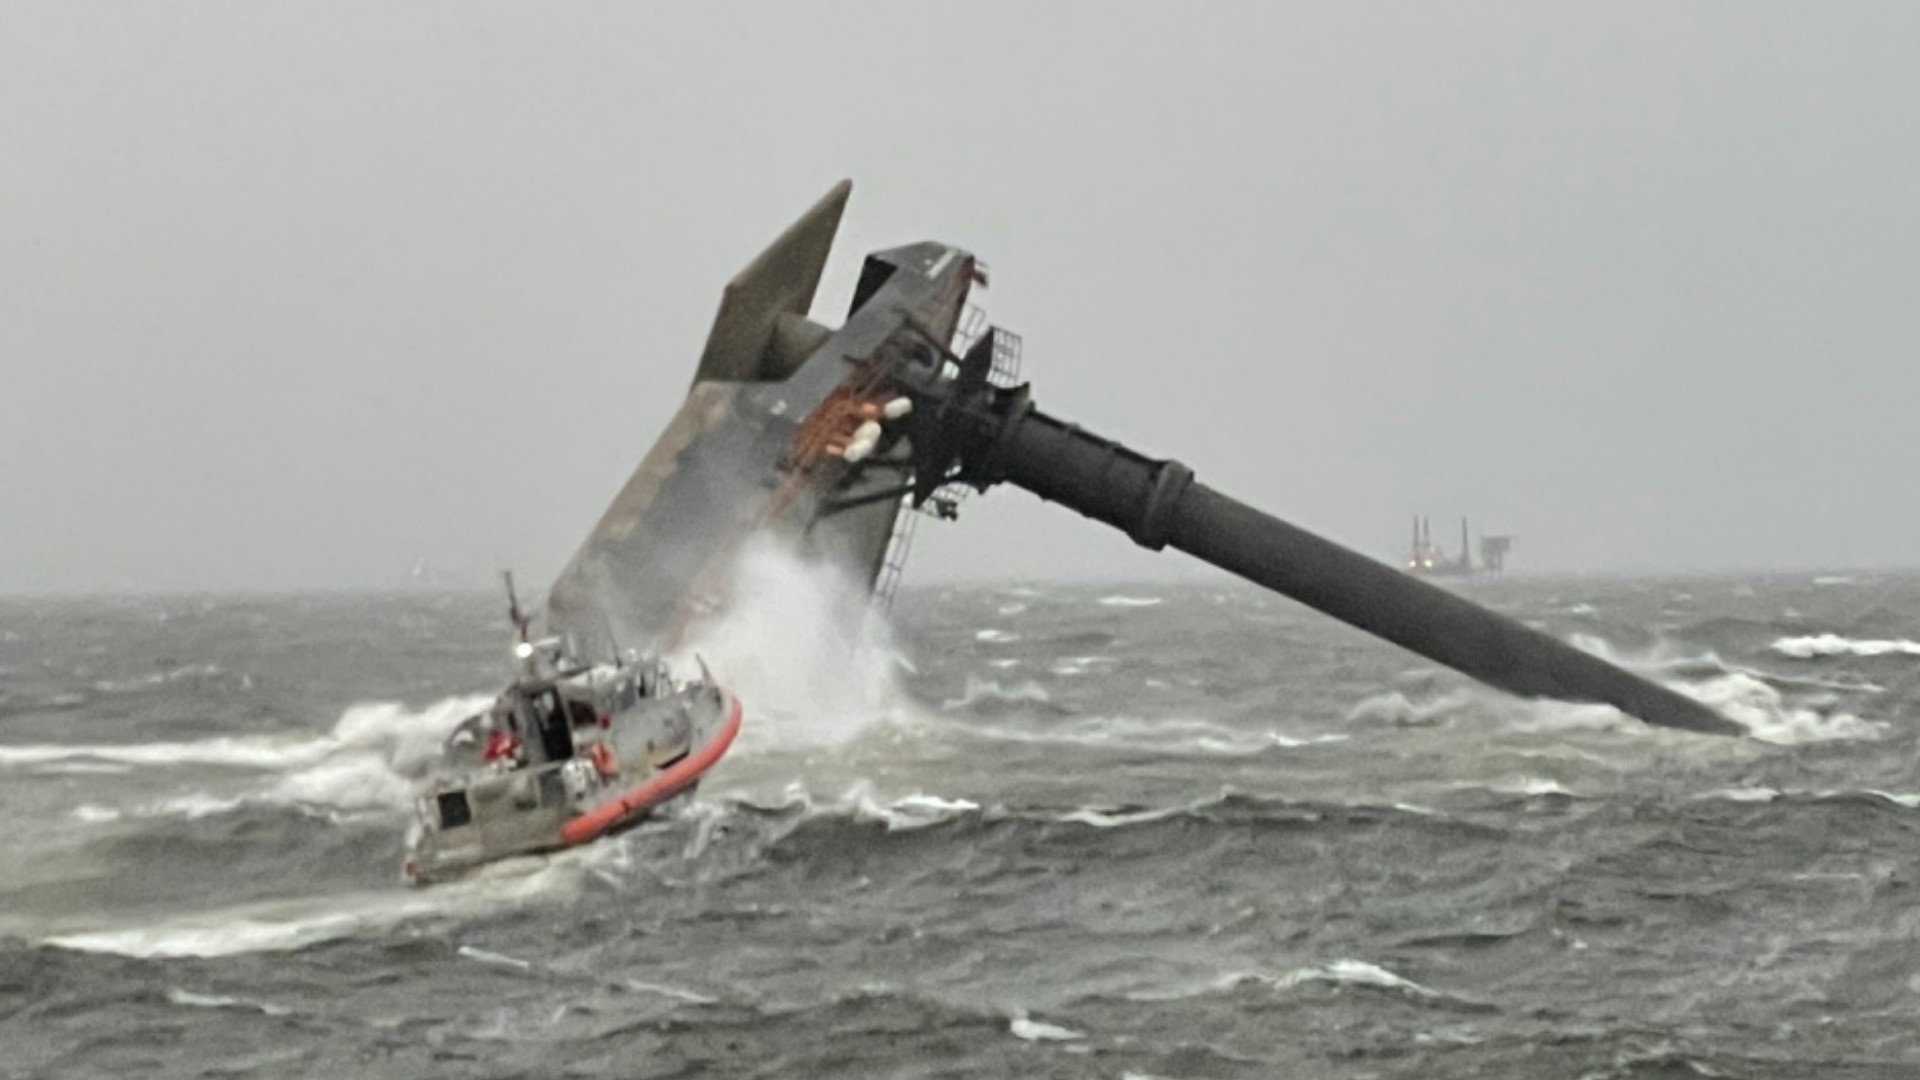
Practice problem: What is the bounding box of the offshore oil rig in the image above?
[1405,516,1515,576]
[540,181,1738,738]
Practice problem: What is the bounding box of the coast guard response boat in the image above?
[402,581,741,885]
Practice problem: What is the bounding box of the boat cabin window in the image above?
[563,696,598,729]
[609,674,640,713]
[530,690,575,762]
[436,790,473,829]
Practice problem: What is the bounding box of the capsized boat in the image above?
[403,632,741,885]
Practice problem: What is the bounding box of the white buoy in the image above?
[883,397,913,420]
[843,439,874,464]
[853,420,882,444]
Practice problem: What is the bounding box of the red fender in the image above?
[559,692,742,845]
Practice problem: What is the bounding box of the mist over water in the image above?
[671,537,916,754]
[5,572,1920,1077]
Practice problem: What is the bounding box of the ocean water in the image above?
[4,573,1920,1078]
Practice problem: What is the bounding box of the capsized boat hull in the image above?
[404,681,741,885]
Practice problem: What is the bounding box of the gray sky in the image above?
[5,2,1918,594]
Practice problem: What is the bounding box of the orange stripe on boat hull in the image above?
[558,692,743,846]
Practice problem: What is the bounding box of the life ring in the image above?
[589,741,619,778]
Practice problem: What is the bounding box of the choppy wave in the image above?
[0,736,337,770]
[24,696,490,833]
[1346,690,1479,728]
[1559,634,1886,744]
[939,676,1059,712]
[89,661,228,695]
[19,579,1920,1077]
[843,782,982,832]
[720,787,1454,851]
[1771,634,1920,659]
[1692,786,1920,809]
[1127,958,1453,1004]
[1048,655,1117,676]
[1009,1013,1084,1041]
[0,695,486,777]
[70,793,246,824]
[953,713,1339,757]
[1481,776,1577,797]
[164,986,292,1016]
[1684,672,1884,743]
[44,846,606,959]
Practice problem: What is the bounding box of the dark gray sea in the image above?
[6,572,1920,1079]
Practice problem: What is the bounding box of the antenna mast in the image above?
[503,571,531,644]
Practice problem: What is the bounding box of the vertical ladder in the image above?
[870,314,1022,613]
[872,495,920,612]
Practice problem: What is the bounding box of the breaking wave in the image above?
[939,676,1056,712]
[1125,959,1458,1005]
[1683,671,1884,743]
[44,858,594,959]
[1771,634,1920,660]
[951,713,1338,756]
[1563,634,1884,744]
[1346,670,1879,746]
[24,695,491,822]
[674,537,917,753]
[1692,786,1920,808]
[0,736,336,771]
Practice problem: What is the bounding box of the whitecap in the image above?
[845,781,979,831]
[1098,595,1162,608]
[34,761,133,776]
[0,694,488,783]
[457,945,532,970]
[959,715,1303,757]
[1346,690,1475,728]
[1056,805,1186,829]
[91,662,224,695]
[1129,958,1443,1003]
[1289,959,1440,996]
[165,987,291,1017]
[941,677,1051,710]
[0,737,335,771]
[622,979,717,1004]
[1694,786,1781,803]
[267,756,416,814]
[47,861,586,958]
[1683,672,1885,744]
[1771,634,1920,660]
[1514,635,1885,744]
[1857,790,1920,808]
[1010,1014,1084,1041]
[151,793,248,819]
[1483,776,1574,797]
